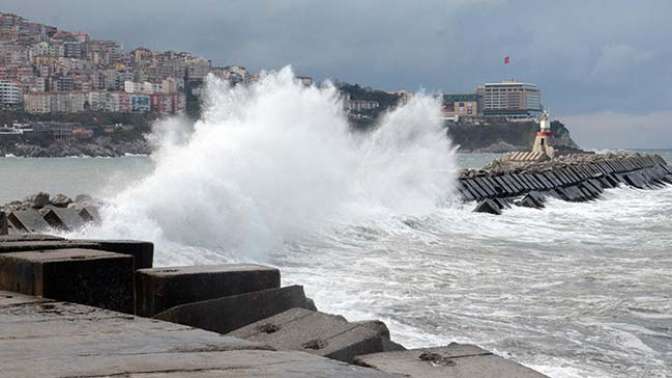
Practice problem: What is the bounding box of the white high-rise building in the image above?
[476,81,542,117]
[0,80,22,109]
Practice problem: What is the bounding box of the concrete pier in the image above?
[459,153,671,214]
[0,236,549,377]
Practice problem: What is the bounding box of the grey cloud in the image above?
[563,111,672,150]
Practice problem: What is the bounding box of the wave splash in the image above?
[79,67,457,262]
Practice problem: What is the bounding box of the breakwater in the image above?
[0,234,547,377]
[457,153,671,214]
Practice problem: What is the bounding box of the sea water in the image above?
[0,68,670,377]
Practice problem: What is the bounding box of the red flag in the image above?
[504,56,510,64]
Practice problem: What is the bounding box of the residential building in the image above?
[24,92,51,112]
[476,81,542,117]
[0,80,22,109]
[130,94,150,112]
[442,94,479,119]
[346,99,380,112]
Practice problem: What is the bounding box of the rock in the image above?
[229,307,387,363]
[27,192,50,209]
[51,193,72,207]
[0,248,134,313]
[155,285,316,334]
[135,264,281,317]
[473,199,502,215]
[354,343,549,378]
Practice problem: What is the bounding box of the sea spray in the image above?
[77,67,457,262]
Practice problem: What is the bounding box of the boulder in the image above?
[229,308,387,363]
[136,264,280,317]
[51,193,73,208]
[27,192,50,209]
[155,285,315,334]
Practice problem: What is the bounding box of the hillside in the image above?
[446,119,581,153]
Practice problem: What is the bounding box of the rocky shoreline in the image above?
[1,139,150,158]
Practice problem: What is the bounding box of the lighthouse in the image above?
[531,110,555,159]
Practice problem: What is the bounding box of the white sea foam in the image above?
[79,67,456,262]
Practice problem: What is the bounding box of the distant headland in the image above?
[0,11,580,157]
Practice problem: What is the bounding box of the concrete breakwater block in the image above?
[229,307,387,363]
[354,343,548,378]
[0,233,64,242]
[155,285,316,334]
[517,191,545,209]
[136,264,280,317]
[0,248,134,313]
[0,239,153,270]
[0,211,7,235]
[42,207,87,231]
[7,209,51,233]
[473,199,502,215]
[78,206,101,224]
[70,239,154,269]
[0,292,395,378]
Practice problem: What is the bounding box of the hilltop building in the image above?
[476,81,542,118]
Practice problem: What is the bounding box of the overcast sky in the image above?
[4,0,672,148]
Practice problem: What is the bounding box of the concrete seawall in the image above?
[458,153,671,214]
[0,235,548,377]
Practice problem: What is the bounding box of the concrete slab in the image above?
[70,239,154,269]
[136,264,281,317]
[465,179,488,198]
[0,239,153,270]
[0,234,64,242]
[0,248,134,313]
[0,293,393,378]
[0,240,99,253]
[155,285,316,334]
[506,174,525,193]
[355,343,548,378]
[462,180,483,200]
[7,209,51,233]
[229,308,385,363]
